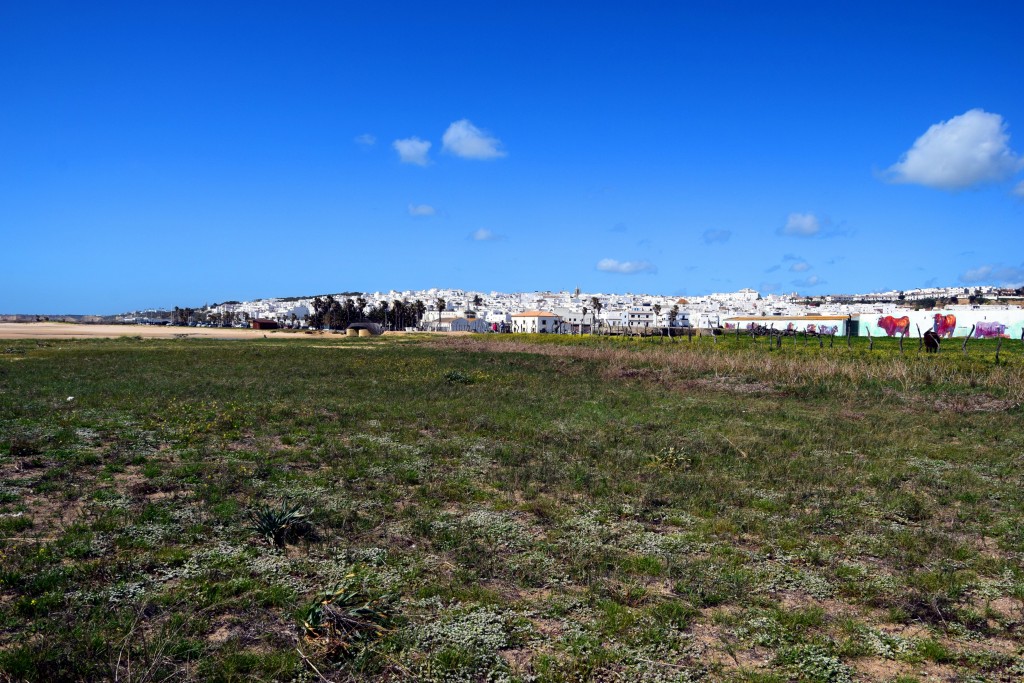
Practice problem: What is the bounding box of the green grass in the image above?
[1,333,1023,681]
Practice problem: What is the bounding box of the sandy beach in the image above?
[0,322,317,340]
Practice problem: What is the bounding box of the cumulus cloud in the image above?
[393,137,431,166]
[1014,181,1024,198]
[959,264,1024,286]
[792,275,825,288]
[760,282,781,293]
[470,228,503,241]
[596,258,657,274]
[408,203,435,216]
[886,109,1022,190]
[442,119,506,159]
[789,261,811,273]
[354,133,376,146]
[781,213,820,237]
[702,229,731,244]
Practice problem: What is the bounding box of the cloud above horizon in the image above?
[596,258,657,274]
[702,229,731,244]
[1014,181,1024,198]
[959,263,1024,286]
[470,228,503,241]
[393,137,431,165]
[354,133,376,146]
[793,274,825,288]
[408,203,435,216]
[442,119,506,159]
[789,261,811,273]
[780,213,820,237]
[885,109,1022,190]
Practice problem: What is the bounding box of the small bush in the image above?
[299,576,396,659]
[248,501,311,547]
[443,370,474,385]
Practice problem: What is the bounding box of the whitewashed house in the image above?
[511,310,561,333]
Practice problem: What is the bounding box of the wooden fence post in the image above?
[962,325,975,355]
[915,324,923,352]
[866,326,873,351]
[996,336,1003,364]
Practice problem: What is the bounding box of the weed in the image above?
[248,500,310,547]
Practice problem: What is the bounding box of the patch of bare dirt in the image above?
[685,376,775,394]
[852,657,957,682]
[933,394,1018,413]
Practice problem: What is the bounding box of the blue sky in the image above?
[2,1,1023,313]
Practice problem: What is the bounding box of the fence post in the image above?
[916,324,923,352]
[996,336,1003,364]
[866,326,873,351]
[962,325,975,355]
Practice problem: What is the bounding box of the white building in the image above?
[511,310,560,333]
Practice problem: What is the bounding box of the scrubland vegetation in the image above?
[1,333,1023,681]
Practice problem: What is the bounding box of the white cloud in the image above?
[781,213,820,237]
[392,137,431,166]
[886,109,1022,190]
[789,261,811,273]
[354,133,376,146]
[596,258,657,274]
[793,275,824,288]
[442,119,506,159]
[960,264,1024,286]
[1014,181,1024,198]
[702,229,731,244]
[470,228,503,241]
[408,203,435,216]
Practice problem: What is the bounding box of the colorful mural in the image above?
[860,310,1024,339]
[933,314,956,338]
[877,315,911,337]
[974,321,1008,338]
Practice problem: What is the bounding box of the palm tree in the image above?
[413,299,427,328]
[580,306,588,335]
[652,303,662,333]
[669,305,679,340]
[590,297,603,335]
[435,298,446,331]
[472,294,483,309]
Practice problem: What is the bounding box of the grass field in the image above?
[1,333,1023,682]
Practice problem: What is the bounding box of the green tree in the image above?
[590,297,603,334]
[434,298,446,330]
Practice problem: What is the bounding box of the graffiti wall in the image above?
[858,309,1024,339]
[723,317,850,336]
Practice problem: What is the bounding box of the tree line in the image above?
[308,296,429,330]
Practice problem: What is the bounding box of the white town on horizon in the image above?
[122,282,1024,340]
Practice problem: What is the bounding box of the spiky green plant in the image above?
[248,500,307,547]
[299,576,396,658]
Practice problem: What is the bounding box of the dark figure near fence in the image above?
[923,329,941,353]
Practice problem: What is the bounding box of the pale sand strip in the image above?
[0,322,319,340]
